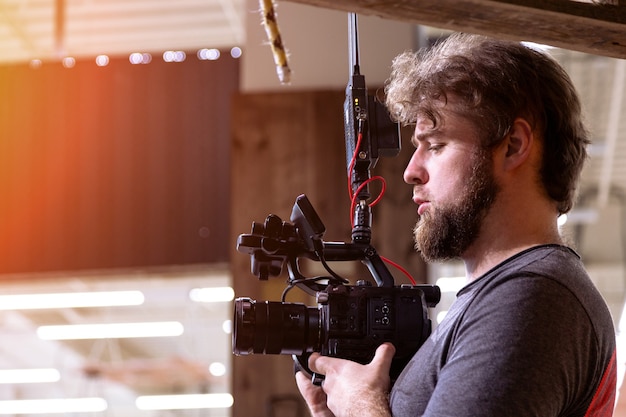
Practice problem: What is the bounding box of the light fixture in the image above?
[129,52,151,64]
[62,57,75,68]
[163,50,186,63]
[189,287,234,303]
[95,55,109,67]
[37,321,184,340]
[197,48,220,61]
[135,393,233,410]
[0,368,60,384]
[230,46,242,58]
[0,397,106,414]
[0,290,144,310]
[434,277,466,293]
[209,362,226,377]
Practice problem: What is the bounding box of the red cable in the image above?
[381,255,417,285]
[350,176,386,227]
[346,130,417,286]
[347,132,363,199]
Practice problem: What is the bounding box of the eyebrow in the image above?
[412,129,441,145]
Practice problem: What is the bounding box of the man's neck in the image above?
[461,205,563,281]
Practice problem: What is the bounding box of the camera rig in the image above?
[232,13,440,383]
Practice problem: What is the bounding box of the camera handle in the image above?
[237,194,396,298]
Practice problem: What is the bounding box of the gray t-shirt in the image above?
[390,245,616,417]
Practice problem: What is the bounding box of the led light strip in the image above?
[0,369,60,384]
[0,291,144,310]
[189,287,234,303]
[0,397,106,414]
[37,321,184,340]
[136,393,233,410]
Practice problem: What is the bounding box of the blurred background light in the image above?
[135,393,233,410]
[37,321,184,340]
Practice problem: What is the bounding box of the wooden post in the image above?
[230,90,426,416]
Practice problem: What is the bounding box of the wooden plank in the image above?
[230,90,348,417]
[285,0,626,58]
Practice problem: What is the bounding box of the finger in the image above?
[308,353,337,376]
[370,342,396,371]
[295,370,323,399]
[295,371,333,415]
[307,352,326,374]
[295,370,313,392]
[375,342,396,359]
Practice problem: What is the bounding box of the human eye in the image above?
[428,142,445,153]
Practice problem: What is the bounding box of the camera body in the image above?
[317,282,432,368]
[234,281,434,379]
[233,272,439,380]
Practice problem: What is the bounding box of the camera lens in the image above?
[233,297,321,356]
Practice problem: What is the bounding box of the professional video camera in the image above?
[232,13,440,383]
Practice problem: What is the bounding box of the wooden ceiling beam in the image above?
[285,0,626,59]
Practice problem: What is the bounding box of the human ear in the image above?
[502,117,534,171]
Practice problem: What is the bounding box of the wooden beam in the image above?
[285,0,626,59]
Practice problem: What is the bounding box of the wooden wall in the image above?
[0,54,238,274]
[230,90,426,416]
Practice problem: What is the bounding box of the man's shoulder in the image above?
[479,244,586,290]
[472,243,615,340]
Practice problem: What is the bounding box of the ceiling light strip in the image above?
[189,287,234,303]
[0,397,106,414]
[37,321,184,340]
[0,291,144,310]
[136,393,233,410]
[0,368,60,384]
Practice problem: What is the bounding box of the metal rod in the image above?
[348,13,360,75]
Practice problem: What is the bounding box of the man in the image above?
[295,33,617,416]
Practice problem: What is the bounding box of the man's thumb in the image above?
[371,343,396,369]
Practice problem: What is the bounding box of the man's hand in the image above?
[295,370,335,417]
[295,343,396,417]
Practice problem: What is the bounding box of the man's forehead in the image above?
[412,121,439,141]
[412,108,480,143]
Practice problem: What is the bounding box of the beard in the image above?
[413,149,500,262]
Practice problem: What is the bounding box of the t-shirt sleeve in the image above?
[422,274,597,417]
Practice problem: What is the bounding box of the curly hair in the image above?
[384,33,589,214]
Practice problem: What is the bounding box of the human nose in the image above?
[403,150,428,185]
